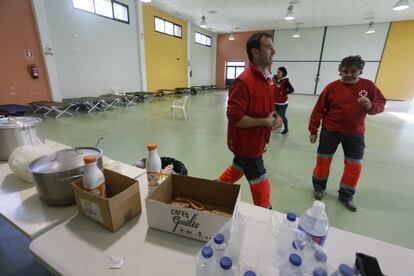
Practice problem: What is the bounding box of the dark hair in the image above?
[278,67,287,77]
[246,32,273,62]
[338,55,365,71]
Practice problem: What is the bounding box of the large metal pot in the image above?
[0,116,44,161]
[28,147,103,206]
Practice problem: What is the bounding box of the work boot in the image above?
[313,190,324,200]
[281,129,289,135]
[339,198,357,212]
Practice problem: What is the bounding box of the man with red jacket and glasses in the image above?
[309,55,386,212]
[218,32,282,209]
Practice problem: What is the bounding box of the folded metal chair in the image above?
[77,97,103,113]
[30,101,74,118]
[124,92,138,106]
[100,94,121,110]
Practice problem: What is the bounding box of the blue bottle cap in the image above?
[289,254,302,267]
[220,256,232,270]
[314,249,327,263]
[287,212,296,222]
[201,246,213,258]
[313,267,328,276]
[244,270,257,276]
[214,233,225,244]
[339,264,353,276]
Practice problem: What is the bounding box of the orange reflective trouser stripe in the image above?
[313,156,333,179]
[219,165,244,184]
[341,160,362,188]
[249,177,271,208]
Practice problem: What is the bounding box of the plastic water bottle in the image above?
[331,264,354,276]
[146,143,161,196]
[298,201,329,246]
[212,233,228,263]
[279,253,303,276]
[196,246,215,276]
[244,270,257,276]
[82,155,106,197]
[276,213,298,266]
[313,267,328,276]
[304,246,328,275]
[218,256,235,276]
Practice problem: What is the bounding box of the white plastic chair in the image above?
[171,95,189,120]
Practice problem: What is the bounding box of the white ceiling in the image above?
[145,0,414,33]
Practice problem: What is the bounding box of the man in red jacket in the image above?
[309,55,386,212]
[218,32,282,209]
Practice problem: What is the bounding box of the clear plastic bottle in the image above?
[298,201,329,246]
[212,233,228,263]
[196,246,215,276]
[313,267,328,276]
[218,256,235,276]
[146,143,161,196]
[82,155,106,197]
[244,270,257,276]
[331,264,354,276]
[304,246,328,275]
[276,213,298,266]
[279,253,303,276]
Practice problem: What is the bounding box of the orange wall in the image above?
[0,0,51,105]
[215,30,273,88]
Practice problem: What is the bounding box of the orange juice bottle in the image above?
[82,155,106,197]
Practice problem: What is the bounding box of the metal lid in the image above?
[28,147,102,174]
[0,116,42,129]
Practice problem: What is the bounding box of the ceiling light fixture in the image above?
[140,0,152,3]
[229,31,235,41]
[365,21,375,34]
[284,5,295,20]
[393,0,410,10]
[199,15,207,28]
[292,27,300,38]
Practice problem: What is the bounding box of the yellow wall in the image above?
[142,5,187,92]
[376,20,414,101]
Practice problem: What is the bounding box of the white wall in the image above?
[37,0,143,98]
[273,23,390,95]
[189,25,216,86]
[273,27,325,95]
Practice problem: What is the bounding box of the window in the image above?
[195,32,212,47]
[154,16,182,38]
[72,0,129,24]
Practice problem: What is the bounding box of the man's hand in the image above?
[263,112,277,128]
[272,113,283,130]
[358,96,372,110]
[309,133,317,144]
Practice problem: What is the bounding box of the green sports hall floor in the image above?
[35,90,414,250]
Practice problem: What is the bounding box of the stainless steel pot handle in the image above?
[95,136,104,147]
[53,148,82,162]
[60,174,83,182]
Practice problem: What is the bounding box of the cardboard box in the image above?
[145,175,240,241]
[72,169,141,232]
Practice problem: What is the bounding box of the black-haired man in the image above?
[218,32,282,209]
[309,55,386,212]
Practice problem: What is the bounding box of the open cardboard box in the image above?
[145,174,240,241]
[72,169,141,232]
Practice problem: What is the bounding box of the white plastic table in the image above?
[30,175,414,276]
[0,140,145,239]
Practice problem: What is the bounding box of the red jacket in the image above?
[274,78,294,104]
[309,78,386,135]
[227,63,275,157]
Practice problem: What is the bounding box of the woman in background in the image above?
[274,67,294,134]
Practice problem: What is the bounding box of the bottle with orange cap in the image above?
[146,143,161,195]
[82,155,106,198]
